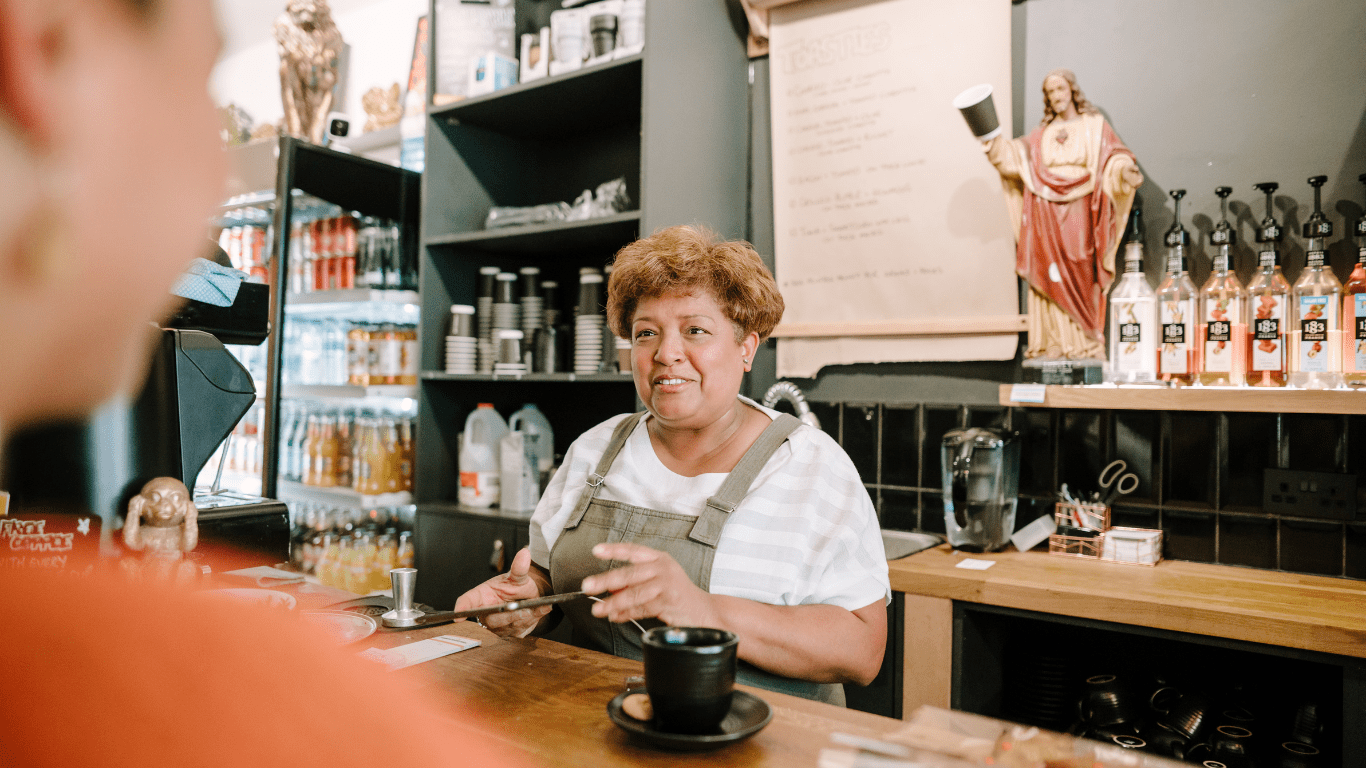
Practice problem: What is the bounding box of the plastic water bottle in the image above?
[458,403,509,508]
[509,404,555,475]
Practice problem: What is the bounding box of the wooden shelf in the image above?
[999,383,1366,415]
[423,211,641,256]
[431,54,642,139]
[422,371,633,383]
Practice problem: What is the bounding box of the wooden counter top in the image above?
[888,545,1366,659]
[362,622,900,768]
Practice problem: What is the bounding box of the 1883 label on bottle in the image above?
[1120,322,1142,344]
[1159,299,1193,375]
[1203,297,1240,373]
[1251,295,1284,372]
[1298,295,1332,373]
[1355,294,1366,372]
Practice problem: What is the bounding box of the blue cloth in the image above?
[171,258,248,307]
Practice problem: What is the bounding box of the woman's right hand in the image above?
[453,547,551,638]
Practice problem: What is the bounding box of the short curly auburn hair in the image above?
[607,226,785,342]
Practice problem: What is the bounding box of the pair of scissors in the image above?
[1098,460,1139,506]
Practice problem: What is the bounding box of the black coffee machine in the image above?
[2,276,289,563]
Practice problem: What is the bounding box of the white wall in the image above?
[211,0,428,133]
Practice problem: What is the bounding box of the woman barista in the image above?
[455,226,890,704]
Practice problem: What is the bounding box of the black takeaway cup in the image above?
[642,627,738,734]
[953,83,1002,141]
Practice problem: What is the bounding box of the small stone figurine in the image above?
[122,477,199,583]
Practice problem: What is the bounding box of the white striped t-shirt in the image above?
[529,398,890,611]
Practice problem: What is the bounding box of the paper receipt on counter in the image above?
[359,635,481,671]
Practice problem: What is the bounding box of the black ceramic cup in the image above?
[1277,741,1320,768]
[1140,721,1190,760]
[1161,692,1213,741]
[1210,725,1254,768]
[1079,674,1137,729]
[642,626,738,735]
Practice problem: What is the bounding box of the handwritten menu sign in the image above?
[769,0,1018,377]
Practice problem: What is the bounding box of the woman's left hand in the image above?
[580,543,719,628]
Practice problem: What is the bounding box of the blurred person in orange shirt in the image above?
[0,2,525,765]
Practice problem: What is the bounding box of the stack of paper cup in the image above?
[574,270,605,374]
[541,280,561,330]
[493,329,528,376]
[445,304,477,374]
[491,272,522,367]
[476,266,499,373]
[519,266,543,338]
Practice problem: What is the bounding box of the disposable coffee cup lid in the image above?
[952,83,993,109]
[479,266,500,275]
[497,329,525,339]
[450,304,475,314]
[497,272,517,281]
[581,274,603,284]
[520,266,541,275]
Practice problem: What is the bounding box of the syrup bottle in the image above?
[1344,174,1366,387]
[1289,175,1342,389]
[1107,205,1158,383]
[1246,182,1291,387]
[1197,187,1248,385]
[1157,190,1197,385]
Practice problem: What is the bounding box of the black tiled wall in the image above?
[813,402,1364,580]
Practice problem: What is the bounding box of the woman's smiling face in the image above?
[630,290,758,431]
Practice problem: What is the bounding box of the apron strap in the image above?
[689,413,803,546]
[564,412,645,531]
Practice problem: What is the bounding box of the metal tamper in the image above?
[381,567,425,628]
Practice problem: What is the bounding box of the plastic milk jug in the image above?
[509,404,555,475]
[458,403,509,507]
[499,431,540,513]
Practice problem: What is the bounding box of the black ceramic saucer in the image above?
[607,690,772,752]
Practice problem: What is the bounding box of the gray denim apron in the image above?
[548,411,845,706]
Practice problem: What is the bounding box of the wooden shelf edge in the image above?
[999,384,1366,414]
[770,315,1027,339]
[888,547,1366,659]
[423,210,641,248]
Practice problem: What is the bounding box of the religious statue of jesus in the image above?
[983,69,1143,360]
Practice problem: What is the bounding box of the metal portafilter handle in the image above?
[382,567,425,628]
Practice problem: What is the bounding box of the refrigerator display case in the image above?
[198,138,422,576]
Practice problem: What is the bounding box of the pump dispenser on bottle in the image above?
[1345,174,1366,386]
[1157,190,1197,385]
[1246,182,1291,387]
[1289,175,1343,389]
[1198,187,1248,385]
[1107,204,1158,383]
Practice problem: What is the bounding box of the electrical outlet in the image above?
[1262,469,1356,521]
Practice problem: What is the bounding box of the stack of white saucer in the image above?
[446,304,477,374]
[445,335,477,374]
